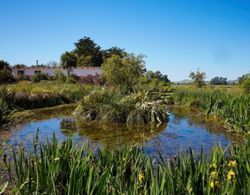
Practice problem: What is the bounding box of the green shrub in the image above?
[0,60,16,84]
[242,78,250,94]
[0,70,16,84]
[54,70,66,83]
[31,72,49,83]
[65,76,78,84]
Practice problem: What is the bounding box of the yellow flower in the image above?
[227,170,235,180]
[210,181,214,188]
[138,171,144,183]
[210,171,218,178]
[228,160,237,168]
[210,180,219,189]
[210,163,217,169]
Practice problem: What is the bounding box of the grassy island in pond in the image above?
[74,88,170,125]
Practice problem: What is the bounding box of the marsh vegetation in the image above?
[1,134,249,194]
[0,36,249,194]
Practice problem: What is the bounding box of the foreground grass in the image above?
[173,87,250,132]
[1,134,249,194]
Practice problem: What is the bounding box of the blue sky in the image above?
[1,0,250,81]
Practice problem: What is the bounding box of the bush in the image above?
[242,78,250,94]
[54,70,66,83]
[65,76,78,84]
[80,75,104,84]
[15,74,30,81]
[31,72,49,83]
[0,70,16,84]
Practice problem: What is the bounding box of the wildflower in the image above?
[210,181,214,188]
[227,170,235,181]
[210,180,219,189]
[138,171,144,183]
[210,171,218,178]
[210,163,217,169]
[228,160,237,168]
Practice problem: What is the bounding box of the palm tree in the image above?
[60,52,77,76]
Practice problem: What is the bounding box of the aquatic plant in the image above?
[74,88,169,124]
[0,87,12,127]
[5,134,250,194]
[173,89,250,132]
[0,140,8,194]
[0,98,11,127]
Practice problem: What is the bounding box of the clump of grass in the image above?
[0,87,12,127]
[173,88,250,132]
[74,88,169,124]
[0,99,11,127]
[5,134,250,194]
[0,140,8,194]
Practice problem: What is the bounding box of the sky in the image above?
[0,0,250,81]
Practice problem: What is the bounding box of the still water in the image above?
[6,107,237,158]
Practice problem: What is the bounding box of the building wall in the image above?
[12,67,102,77]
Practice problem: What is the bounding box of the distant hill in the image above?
[173,79,193,84]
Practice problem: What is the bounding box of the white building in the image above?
[12,66,102,79]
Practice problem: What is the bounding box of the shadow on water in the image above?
[4,105,245,159]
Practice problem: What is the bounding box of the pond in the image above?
[4,105,243,159]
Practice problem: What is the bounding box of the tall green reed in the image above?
[173,89,250,132]
[7,134,250,194]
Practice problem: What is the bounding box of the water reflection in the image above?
[76,122,166,149]
[6,106,243,159]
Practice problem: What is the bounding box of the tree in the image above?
[238,73,250,84]
[103,47,126,60]
[242,78,250,93]
[0,60,11,71]
[0,60,15,84]
[102,54,145,92]
[189,70,206,88]
[60,52,77,76]
[210,76,227,85]
[74,36,103,67]
[145,70,170,83]
[13,64,27,68]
